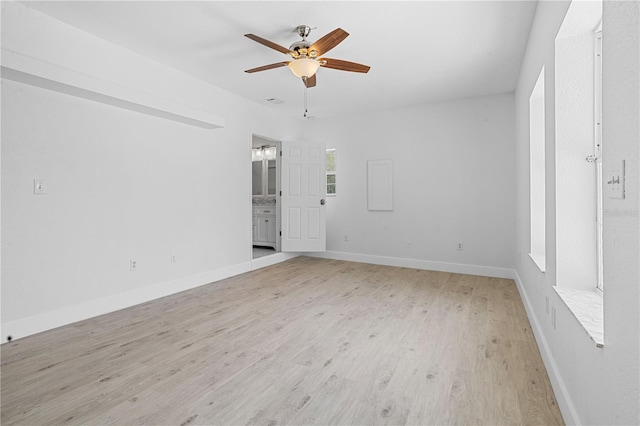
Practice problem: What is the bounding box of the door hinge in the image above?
[279,190,282,196]
[279,231,282,236]
[280,150,282,157]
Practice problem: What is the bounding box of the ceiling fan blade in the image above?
[320,58,370,73]
[245,62,290,73]
[309,28,349,56]
[244,34,292,55]
[303,74,317,88]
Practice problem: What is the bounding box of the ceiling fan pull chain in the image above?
[304,84,308,118]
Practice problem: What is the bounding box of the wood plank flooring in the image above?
[1,257,563,425]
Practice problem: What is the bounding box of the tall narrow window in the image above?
[554,4,603,292]
[529,67,546,272]
[551,0,604,347]
[326,148,336,195]
[594,28,603,291]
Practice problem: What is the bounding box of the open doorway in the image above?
[251,134,281,259]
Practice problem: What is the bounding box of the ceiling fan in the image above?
[244,25,370,88]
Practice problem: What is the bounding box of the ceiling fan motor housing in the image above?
[290,25,320,57]
[290,42,319,58]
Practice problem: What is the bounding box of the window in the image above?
[529,67,546,272]
[554,9,603,293]
[551,2,604,348]
[326,148,336,196]
[594,28,603,291]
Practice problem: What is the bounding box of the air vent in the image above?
[265,98,284,105]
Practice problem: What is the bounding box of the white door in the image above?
[281,141,326,252]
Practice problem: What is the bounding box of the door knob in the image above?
[320,199,326,205]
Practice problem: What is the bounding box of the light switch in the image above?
[33,179,46,195]
[606,160,625,199]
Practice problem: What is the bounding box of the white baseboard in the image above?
[250,252,300,271]
[512,271,580,426]
[2,261,252,342]
[307,250,515,279]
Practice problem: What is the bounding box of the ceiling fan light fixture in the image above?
[288,58,320,79]
[245,27,370,88]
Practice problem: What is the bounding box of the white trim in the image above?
[512,271,581,426]
[250,252,300,271]
[2,261,251,342]
[307,250,514,279]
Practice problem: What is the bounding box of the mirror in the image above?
[252,161,263,195]
[267,160,276,195]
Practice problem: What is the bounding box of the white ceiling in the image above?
[23,1,538,119]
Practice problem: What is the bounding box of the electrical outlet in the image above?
[343,234,349,242]
[170,255,177,263]
[457,243,464,251]
[130,260,137,271]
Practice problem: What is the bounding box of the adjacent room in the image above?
[1,1,638,425]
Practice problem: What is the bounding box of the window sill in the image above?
[529,252,546,272]
[553,286,603,348]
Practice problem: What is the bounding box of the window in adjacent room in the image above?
[529,67,546,272]
[326,148,336,196]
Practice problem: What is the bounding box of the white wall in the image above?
[1,2,301,340]
[601,0,640,420]
[308,93,516,276]
[3,2,638,423]
[514,1,640,424]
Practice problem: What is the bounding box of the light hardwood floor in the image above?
[1,257,563,425]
